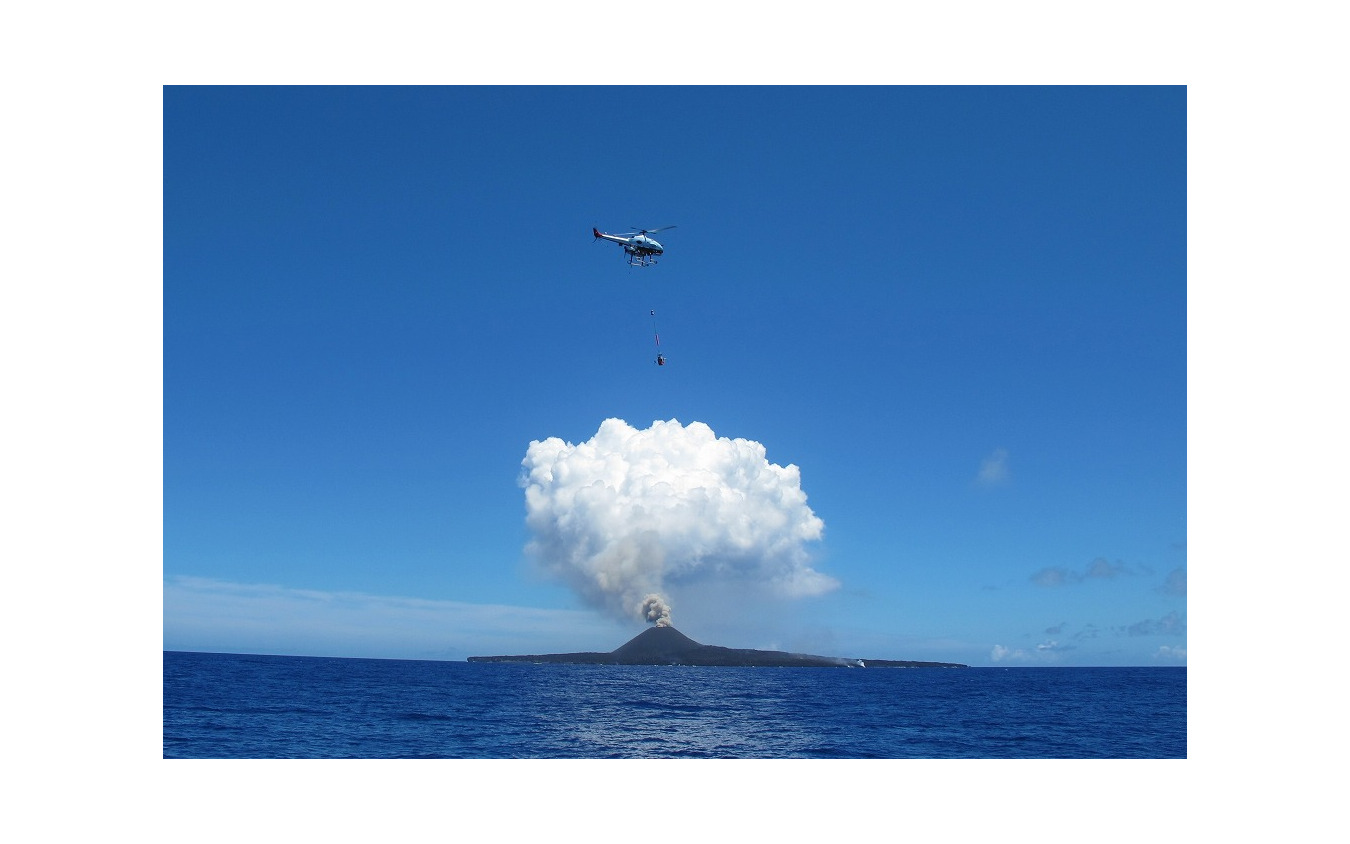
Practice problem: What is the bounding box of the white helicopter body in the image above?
[593,226,676,266]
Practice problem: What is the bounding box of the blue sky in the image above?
[162,85,1186,666]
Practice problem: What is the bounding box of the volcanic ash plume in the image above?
[641,594,672,627]
[520,418,836,625]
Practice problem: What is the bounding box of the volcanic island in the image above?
[468,624,967,668]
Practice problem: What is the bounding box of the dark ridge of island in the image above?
[467,624,967,668]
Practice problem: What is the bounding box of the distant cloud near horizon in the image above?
[990,639,1074,663]
[162,576,632,660]
[997,615,1187,665]
[1032,557,1134,586]
[1158,566,1187,596]
[1125,610,1186,637]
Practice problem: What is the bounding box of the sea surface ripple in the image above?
[163,651,1186,759]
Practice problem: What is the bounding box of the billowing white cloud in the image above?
[520,418,835,626]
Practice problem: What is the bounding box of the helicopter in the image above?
[592,226,676,266]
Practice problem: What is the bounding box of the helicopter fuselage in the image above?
[593,227,669,266]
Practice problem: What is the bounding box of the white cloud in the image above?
[975,447,1010,487]
[991,640,1072,663]
[1032,557,1134,586]
[991,643,1033,662]
[1032,567,1072,586]
[520,418,835,626]
[163,576,630,660]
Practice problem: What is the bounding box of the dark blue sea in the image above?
[163,651,1186,759]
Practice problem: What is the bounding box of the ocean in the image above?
[162,650,1186,759]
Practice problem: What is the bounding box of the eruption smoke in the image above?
[520,418,835,626]
[641,594,672,627]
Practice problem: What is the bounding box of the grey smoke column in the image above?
[641,594,672,627]
[520,418,836,625]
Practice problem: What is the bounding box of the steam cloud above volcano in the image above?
[520,418,835,625]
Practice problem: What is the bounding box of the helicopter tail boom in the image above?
[592,228,632,247]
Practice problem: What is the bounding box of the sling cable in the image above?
[651,309,666,366]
